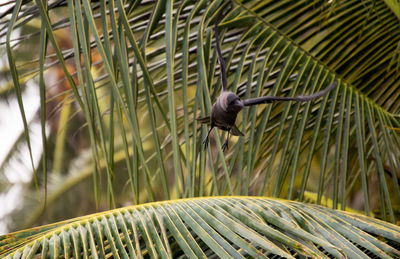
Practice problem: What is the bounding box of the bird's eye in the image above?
[229,98,238,104]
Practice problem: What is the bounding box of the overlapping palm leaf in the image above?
[1,197,400,258]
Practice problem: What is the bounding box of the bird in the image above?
[197,4,338,151]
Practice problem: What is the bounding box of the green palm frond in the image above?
[1,197,400,258]
[0,197,400,258]
[1,0,400,228]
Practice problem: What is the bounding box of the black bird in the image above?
[198,4,338,151]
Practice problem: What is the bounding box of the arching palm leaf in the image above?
[1,197,400,258]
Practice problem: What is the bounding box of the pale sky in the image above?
[0,2,43,233]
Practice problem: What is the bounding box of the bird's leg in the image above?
[222,130,230,151]
[202,126,214,149]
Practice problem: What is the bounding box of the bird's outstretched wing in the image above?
[242,82,337,106]
[215,2,231,92]
[196,116,210,124]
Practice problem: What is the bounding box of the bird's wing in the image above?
[196,116,210,124]
[230,125,244,136]
[243,82,337,106]
[215,3,230,92]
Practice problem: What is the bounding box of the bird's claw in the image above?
[202,136,209,150]
[221,140,229,151]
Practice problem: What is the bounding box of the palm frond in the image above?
[1,197,400,258]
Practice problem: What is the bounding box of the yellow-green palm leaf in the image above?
[1,197,400,258]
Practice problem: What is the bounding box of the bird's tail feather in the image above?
[230,125,244,136]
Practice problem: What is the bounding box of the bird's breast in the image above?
[211,103,238,129]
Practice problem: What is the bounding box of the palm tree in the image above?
[0,0,399,257]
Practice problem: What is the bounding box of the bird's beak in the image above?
[235,99,244,109]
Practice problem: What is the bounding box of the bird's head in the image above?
[225,92,244,113]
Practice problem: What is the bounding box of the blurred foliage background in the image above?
[0,0,399,235]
